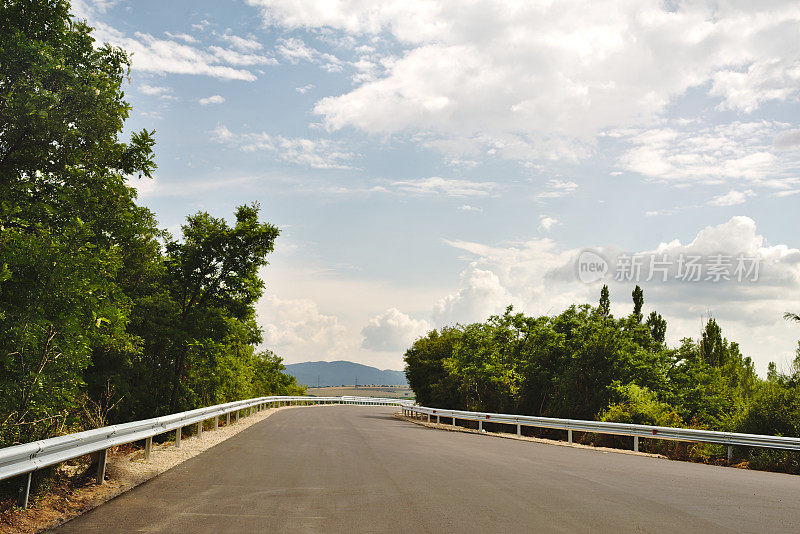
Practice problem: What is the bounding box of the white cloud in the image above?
[212,124,357,169]
[219,33,263,52]
[73,4,269,82]
[433,267,517,326]
[126,175,160,198]
[258,295,351,361]
[90,25,260,81]
[536,178,578,199]
[276,37,342,72]
[458,205,482,213]
[139,84,172,97]
[538,216,560,232]
[296,84,315,94]
[361,308,430,351]
[164,32,198,44]
[390,177,497,197]
[618,121,797,187]
[199,95,226,106]
[708,189,755,207]
[208,46,278,67]
[774,129,800,149]
[249,0,800,164]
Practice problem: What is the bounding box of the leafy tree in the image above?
[404,328,462,408]
[0,0,156,445]
[120,204,280,415]
[0,2,300,453]
[646,311,667,345]
[631,285,644,322]
[598,285,611,317]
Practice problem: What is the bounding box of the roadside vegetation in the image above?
[0,0,304,506]
[404,285,800,473]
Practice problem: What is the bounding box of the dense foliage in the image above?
[405,286,800,472]
[0,0,303,449]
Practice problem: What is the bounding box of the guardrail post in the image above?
[479,420,483,432]
[568,429,573,444]
[226,412,231,425]
[517,424,521,437]
[196,420,203,438]
[18,472,32,509]
[437,415,440,424]
[175,427,182,447]
[213,415,219,431]
[727,445,733,462]
[96,448,108,484]
[633,435,639,452]
[452,417,457,428]
[145,436,153,459]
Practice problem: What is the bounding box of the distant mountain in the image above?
[284,360,407,387]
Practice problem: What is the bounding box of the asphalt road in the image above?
[55,405,800,533]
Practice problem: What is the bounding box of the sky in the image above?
[71,0,800,373]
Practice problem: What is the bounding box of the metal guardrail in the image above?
[402,404,800,458]
[1,395,408,507]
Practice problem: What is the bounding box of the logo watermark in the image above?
[576,250,761,284]
[577,249,609,283]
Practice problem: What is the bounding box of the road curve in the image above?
[54,405,800,533]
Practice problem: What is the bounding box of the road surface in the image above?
[55,405,800,533]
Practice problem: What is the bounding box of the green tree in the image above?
[631,285,644,322]
[646,311,667,345]
[0,0,156,445]
[598,285,611,318]
[148,204,278,413]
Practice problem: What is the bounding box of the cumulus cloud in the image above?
[199,95,225,106]
[258,295,351,360]
[433,267,517,326]
[361,308,430,351]
[212,124,357,169]
[248,0,800,165]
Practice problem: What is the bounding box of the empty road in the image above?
[55,405,800,533]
